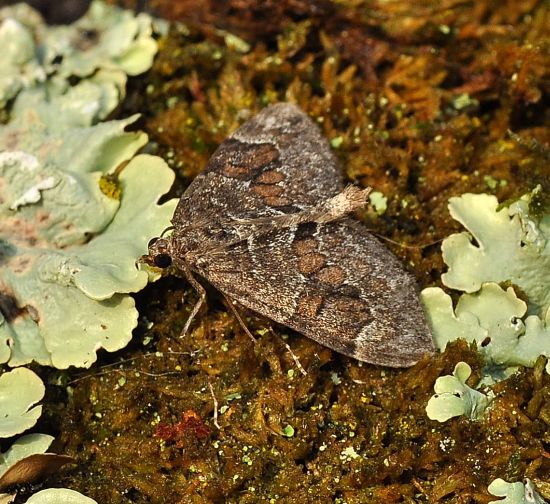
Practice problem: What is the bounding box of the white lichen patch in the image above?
[9,176,56,210]
[24,488,98,503]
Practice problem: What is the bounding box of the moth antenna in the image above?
[371,233,444,250]
[160,225,175,237]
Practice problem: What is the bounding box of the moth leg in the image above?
[180,267,206,337]
[222,293,257,343]
[268,328,307,376]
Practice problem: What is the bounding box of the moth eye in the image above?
[154,253,172,268]
[148,237,159,248]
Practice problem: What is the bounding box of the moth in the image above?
[145,103,434,367]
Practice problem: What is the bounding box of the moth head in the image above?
[146,237,173,269]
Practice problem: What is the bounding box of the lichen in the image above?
[488,478,547,504]
[422,188,550,378]
[0,393,94,503]
[0,432,74,493]
[24,488,97,504]
[0,16,42,107]
[368,191,388,215]
[441,187,550,314]
[423,283,550,375]
[0,433,53,476]
[0,119,176,368]
[40,1,158,79]
[0,1,176,369]
[0,368,44,437]
[426,362,493,422]
[0,0,158,110]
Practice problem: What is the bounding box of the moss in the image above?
[50,325,550,502]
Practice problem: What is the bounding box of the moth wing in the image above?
[173,103,343,228]
[199,221,434,367]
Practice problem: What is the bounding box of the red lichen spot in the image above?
[154,410,211,447]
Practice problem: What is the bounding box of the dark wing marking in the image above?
[172,103,343,230]
[197,220,434,367]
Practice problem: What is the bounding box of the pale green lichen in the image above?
[421,283,550,373]
[0,433,54,475]
[422,187,550,377]
[0,1,177,369]
[0,2,168,500]
[0,15,42,106]
[441,187,550,315]
[0,368,44,437]
[368,191,388,215]
[426,362,493,422]
[11,69,128,127]
[1,148,176,368]
[488,478,547,504]
[0,393,95,503]
[0,90,176,369]
[40,1,158,78]
[0,0,158,109]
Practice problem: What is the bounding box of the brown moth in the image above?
[145,103,434,367]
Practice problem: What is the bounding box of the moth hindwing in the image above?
[147,103,434,367]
